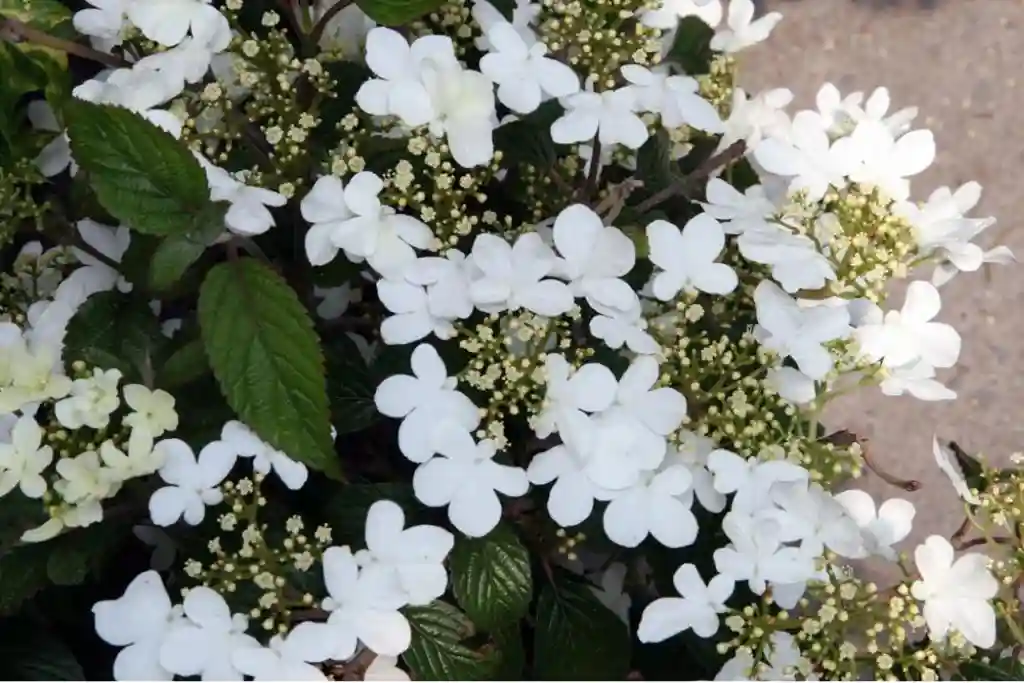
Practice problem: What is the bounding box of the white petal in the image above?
[637,597,690,643]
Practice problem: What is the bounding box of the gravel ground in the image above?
[737,0,1024,560]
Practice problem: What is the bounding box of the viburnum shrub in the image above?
[0,0,1021,679]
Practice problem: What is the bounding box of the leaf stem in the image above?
[72,237,123,272]
[309,0,354,49]
[1,18,127,68]
[632,140,747,214]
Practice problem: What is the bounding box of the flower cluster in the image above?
[0,0,1021,679]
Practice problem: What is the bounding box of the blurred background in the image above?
[740,0,1023,558]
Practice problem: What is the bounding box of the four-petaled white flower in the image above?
[710,0,781,53]
[159,586,259,681]
[831,120,935,202]
[149,439,236,526]
[551,87,649,150]
[479,20,580,114]
[54,367,123,430]
[879,359,956,402]
[127,0,231,50]
[220,421,309,490]
[231,624,332,681]
[621,65,723,133]
[754,280,851,380]
[603,464,697,548]
[647,215,738,300]
[123,384,179,437]
[705,448,807,514]
[638,563,734,642]
[100,428,164,482]
[911,535,998,648]
[0,415,53,499]
[302,173,433,275]
[699,178,775,235]
[354,500,453,606]
[589,305,660,355]
[468,232,574,316]
[853,280,960,370]
[713,513,813,595]
[93,570,183,680]
[753,111,850,202]
[533,354,617,438]
[374,343,480,464]
[414,435,529,537]
[552,204,638,312]
[737,228,836,293]
[833,489,915,560]
[202,161,287,236]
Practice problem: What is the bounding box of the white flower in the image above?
[932,436,981,505]
[833,489,915,560]
[764,481,863,558]
[56,450,117,504]
[754,280,851,380]
[602,464,697,548]
[27,101,75,177]
[620,65,722,133]
[472,0,540,51]
[93,570,183,680]
[853,281,960,370]
[578,411,666,491]
[374,343,480,464]
[765,366,817,405]
[301,173,432,275]
[753,111,850,202]
[551,87,649,150]
[377,277,458,345]
[532,354,616,439]
[414,435,529,537]
[20,499,104,543]
[354,500,453,606]
[231,626,331,681]
[149,439,236,526]
[527,416,618,527]
[668,432,726,513]
[879,360,956,401]
[100,428,165,482]
[719,87,792,151]
[0,415,53,499]
[641,0,722,29]
[201,160,287,236]
[831,120,935,201]
[898,182,995,266]
[646,215,738,300]
[220,421,309,490]
[123,385,179,437]
[737,228,836,293]
[54,368,122,430]
[911,535,998,648]
[611,355,688,439]
[319,546,413,659]
[638,563,734,642]
[159,586,258,680]
[705,448,807,514]
[699,178,775,235]
[479,20,579,114]
[356,28,455,126]
[468,232,574,316]
[589,306,659,355]
[136,33,225,86]
[710,0,781,52]
[402,251,475,322]
[423,61,499,168]
[74,67,186,135]
[933,245,1015,288]
[552,204,637,312]
[73,0,132,52]
[126,0,231,49]
[713,513,813,594]
[58,220,131,311]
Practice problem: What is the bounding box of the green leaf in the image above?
[534,571,631,680]
[492,623,525,680]
[954,656,1024,680]
[493,100,560,169]
[63,290,163,380]
[354,0,445,26]
[450,523,532,630]
[402,601,499,681]
[0,617,84,680]
[45,521,127,586]
[947,441,986,492]
[66,100,212,236]
[0,542,50,615]
[198,258,339,478]
[0,0,73,70]
[322,482,421,544]
[635,128,680,193]
[324,332,380,435]
[159,338,210,389]
[666,15,715,75]
[148,202,225,291]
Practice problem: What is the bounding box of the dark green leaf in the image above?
[0,491,46,556]
[63,291,163,380]
[150,236,206,291]
[159,338,210,389]
[0,617,84,680]
[198,258,339,478]
[947,441,986,492]
[402,601,499,681]
[354,0,446,26]
[635,128,680,193]
[450,523,532,630]
[45,521,128,586]
[666,16,715,75]
[534,571,631,680]
[493,100,561,169]
[0,542,50,615]
[492,622,525,679]
[954,656,1024,680]
[66,100,211,236]
[324,332,380,435]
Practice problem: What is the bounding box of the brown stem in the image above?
[955,536,1012,551]
[861,442,921,492]
[950,515,971,543]
[2,18,126,68]
[73,237,123,272]
[579,136,602,202]
[309,0,354,48]
[341,648,378,681]
[633,140,747,214]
